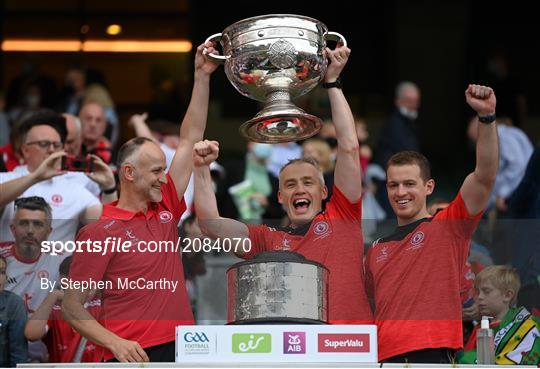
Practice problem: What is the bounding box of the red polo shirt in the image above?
[245,186,373,324]
[69,173,192,360]
[365,192,482,361]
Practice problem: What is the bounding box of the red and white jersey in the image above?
[246,186,373,324]
[0,165,101,242]
[365,192,482,361]
[0,242,68,314]
[44,297,102,363]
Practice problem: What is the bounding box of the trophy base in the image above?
[239,112,322,143]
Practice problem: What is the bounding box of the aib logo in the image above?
[184,332,209,343]
[232,333,271,353]
[283,332,306,354]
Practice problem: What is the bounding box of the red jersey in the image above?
[246,186,373,323]
[69,174,192,360]
[0,143,22,171]
[82,138,112,164]
[365,193,482,360]
[44,297,102,362]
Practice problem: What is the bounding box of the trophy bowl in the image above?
[205,14,347,143]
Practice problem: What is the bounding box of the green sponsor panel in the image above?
[232,333,272,353]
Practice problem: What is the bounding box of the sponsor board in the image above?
[176,324,377,363]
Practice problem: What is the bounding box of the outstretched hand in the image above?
[324,45,351,83]
[465,84,496,116]
[193,140,219,167]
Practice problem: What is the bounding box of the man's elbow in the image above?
[197,218,220,239]
[475,170,497,189]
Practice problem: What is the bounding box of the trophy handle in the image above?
[325,32,348,48]
[204,33,229,63]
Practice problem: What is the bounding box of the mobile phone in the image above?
[61,155,94,172]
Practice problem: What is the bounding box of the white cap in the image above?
[481,316,491,329]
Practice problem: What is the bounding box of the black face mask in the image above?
[325,137,338,149]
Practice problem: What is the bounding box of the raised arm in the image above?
[325,45,362,202]
[192,140,250,254]
[63,288,149,362]
[168,42,220,198]
[129,113,155,141]
[460,84,499,216]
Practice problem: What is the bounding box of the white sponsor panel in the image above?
[176,324,377,363]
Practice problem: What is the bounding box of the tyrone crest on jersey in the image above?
[159,210,173,223]
[312,221,331,240]
[406,231,425,251]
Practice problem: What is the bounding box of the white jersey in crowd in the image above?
[0,165,101,242]
[63,171,101,197]
[0,241,68,314]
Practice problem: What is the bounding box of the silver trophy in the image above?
[205,14,347,143]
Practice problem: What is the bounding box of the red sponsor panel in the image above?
[317,334,370,353]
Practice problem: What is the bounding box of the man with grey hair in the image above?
[374,81,421,167]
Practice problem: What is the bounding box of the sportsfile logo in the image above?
[317,334,370,353]
[181,331,211,355]
[232,333,271,353]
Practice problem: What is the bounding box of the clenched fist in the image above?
[193,140,219,167]
[465,84,496,117]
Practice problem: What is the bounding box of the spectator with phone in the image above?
[61,113,117,202]
[0,110,111,242]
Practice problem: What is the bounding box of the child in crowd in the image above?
[0,255,28,367]
[458,265,540,365]
[24,256,102,362]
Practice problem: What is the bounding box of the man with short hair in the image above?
[193,45,373,324]
[62,41,220,363]
[365,84,499,363]
[0,110,113,242]
[0,196,66,314]
[79,102,111,163]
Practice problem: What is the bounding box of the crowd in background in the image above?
[0,54,539,366]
